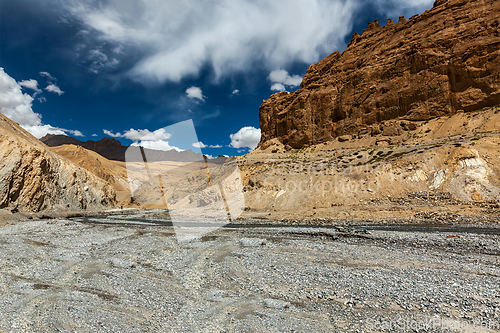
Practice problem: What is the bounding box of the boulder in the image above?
[338,135,352,142]
[382,126,399,137]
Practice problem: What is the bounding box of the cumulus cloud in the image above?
[269,69,302,88]
[193,142,222,149]
[20,125,65,139]
[104,127,182,152]
[232,89,240,95]
[18,79,42,93]
[104,128,171,141]
[103,129,120,137]
[67,130,84,137]
[270,83,286,92]
[230,126,261,150]
[45,84,65,95]
[0,69,41,126]
[0,68,80,139]
[186,86,205,102]
[192,141,207,149]
[130,140,183,152]
[269,69,302,91]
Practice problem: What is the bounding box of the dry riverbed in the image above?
[0,211,499,332]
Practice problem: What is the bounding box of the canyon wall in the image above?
[259,0,500,149]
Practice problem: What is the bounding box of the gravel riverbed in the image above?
[0,212,499,332]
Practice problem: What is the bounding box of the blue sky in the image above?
[0,0,433,157]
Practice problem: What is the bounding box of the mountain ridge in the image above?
[41,134,229,164]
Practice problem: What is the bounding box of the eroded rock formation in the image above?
[259,0,500,149]
[0,113,116,212]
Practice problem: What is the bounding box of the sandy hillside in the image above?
[0,113,116,216]
[50,145,131,202]
[50,145,238,213]
[44,107,500,223]
[237,107,500,221]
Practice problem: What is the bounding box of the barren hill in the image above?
[50,143,234,207]
[259,0,500,150]
[50,144,131,203]
[240,107,500,221]
[0,113,116,212]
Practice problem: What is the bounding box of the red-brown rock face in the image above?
[259,0,500,149]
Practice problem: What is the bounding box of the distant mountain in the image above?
[41,134,128,161]
[41,134,229,164]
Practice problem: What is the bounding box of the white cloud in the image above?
[268,69,302,91]
[107,128,183,152]
[104,128,171,141]
[0,68,82,139]
[38,96,47,103]
[67,129,84,137]
[0,68,41,126]
[92,133,98,137]
[192,141,207,149]
[271,83,286,92]
[21,125,66,139]
[39,71,56,82]
[230,126,261,150]
[186,86,205,102]
[60,0,359,83]
[131,140,183,152]
[269,69,302,86]
[103,129,122,137]
[232,89,240,95]
[18,79,42,93]
[45,84,65,95]
[56,0,434,83]
[210,144,222,148]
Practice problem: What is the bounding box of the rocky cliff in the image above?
[259,0,500,149]
[0,114,116,212]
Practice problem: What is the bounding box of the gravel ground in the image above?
[0,212,499,332]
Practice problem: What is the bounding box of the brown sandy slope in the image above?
[50,145,131,203]
[50,144,231,209]
[238,107,500,221]
[44,108,500,223]
[0,113,116,215]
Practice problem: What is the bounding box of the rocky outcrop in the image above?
[259,0,500,149]
[0,114,116,212]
